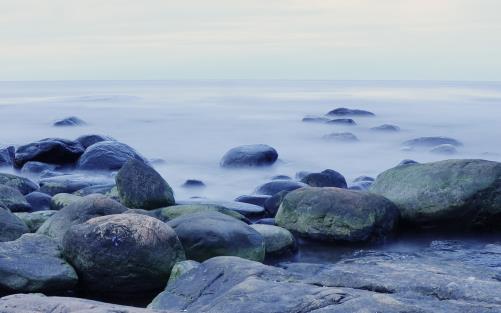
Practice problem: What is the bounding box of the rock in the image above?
[37,194,127,243]
[234,194,270,207]
[0,173,38,195]
[39,174,114,196]
[250,224,296,256]
[254,180,307,196]
[75,134,115,148]
[398,159,419,166]
[181,179,205,188]
[166,260,200,288]
[254,218,276,225]
[220,144,278,168]
[0,145,15,168]
[167,212,265,262]
[294,171,311,180]
[276,187,399,242]
[271,175,291,180]
[370,124,400,132]
[53,116,86,127]
[402,136,463,149]
[116,159,175,210]
[348,180,373,190]
[302,116,329,123]
[322,132,359,142]
[178,199,265,217]
[25,191,52,211]
[430,144,458,155]
[370,159,501,228]
[0,184,32,212]
[263,190,289,216]
[353,175,375,182]
[20,161,57,176]
[326,118,356,125]
[73,183,116,196]
[158,204,249,223]
[0,294,159,313]
[62,214,185,294]
[14,138,85,167]
[14,210,58,232]
[326,107,375,117]
[0,234,77,292]
[0,206,29,242]
[50,193,82,210]
[300,169,347,188]
[77,140,148,171]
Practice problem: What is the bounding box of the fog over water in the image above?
[1,80,501,201]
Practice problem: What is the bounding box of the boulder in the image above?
[177,199,264,217]
[75,134,115,149]
[322,132,359,142]
[370,159,501,228]
[326,107,375,117]
[0,184,32,212]
[275,187,399,242]
[271,175,291,180]
[20,161,57,176]
[50,193,82,210]
[402,136,463,149]
[220,144,278,168]
[37,194,127,243]
[254,180,307,196]
[53,116,86,127]
[370,124,400,132]
[0,145,15,168]
[62,214,185,294]
[250,224,296,256]
[14,138,85,167]
[73,183,117,197]
[0,234,77,292]
[77,141,147,171]
[39,174,114,196]
[294,171,311,180]
[430,144,458,155]
[166,260,200,288]
[25,191,52,211]
[14,210,58,232]
[234,194,270,207]
[116,159,175,210]
[300,169,347,188]
[263,190,289,216]
[326,118,356,125]
[254,218,276,225]
[166,212,265,262]
[159,204,248,223]
[0,206,29,242]
[0,173,38,195]
[181,179,205,188]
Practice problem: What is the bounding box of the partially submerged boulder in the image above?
[14,138,85,167]
[53,116,86,127]
[220,144,278,168]
[326,107,375,117]
[402,136,462,149]
[25,191,52,211]
[254,180,307,196]
[77,141,147,171]
[250,224,296,256]
[75,134,115,149]
[39,174,114,196]
[0,173,38,195]
[300,169,347,188]
[322,132,359,142]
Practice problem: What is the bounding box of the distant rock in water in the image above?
[430,144,458,155]
[326,118,357,125]
[370,124,400,132]
[302,116,329,123]
[0,145,15,168]
[271,175,291,180]
[326,107,375,117]
[53,116,86,127]
[301,169,347,188]
[322,132,359,142]
[15,138,85,168]
[77,141,147,171]
[402,136,463,149]
[25,191,52,212]
[398,159,419,166]
[353,175,375,183]
[75,134,115,149]
[182,179,206,188]
[220,144,278,168]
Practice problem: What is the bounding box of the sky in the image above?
[1,0,500,81]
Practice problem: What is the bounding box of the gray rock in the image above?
[0,184,32,212]
[370,124,400,132]
[271,175,291,180]
[263,190,289,216]
[326,118,356,125]
[167,212,265,262]
[77,141,148,171]
[75,134,115,149]
[0,234,77,292]
[73,183,118,199]
[158,204,248,223]
[53,116,86,127]
[14,138,85,167]
[250,224,296,256]
[234,194,270,207]
[402,136,463,149]
[25,191,52,211]
[430,144,458,155]
[39,174,114,196]
[348,180,373,190]
[166,260,200,288]
[14,210,58,232]
[0,173,38,195]
[0,146,15,168]
[322,132,359,142]
[181,179,205,188]
[50,193,82,210]
[254,218,276,225]
[220,144,278,168]
[0,206,29,242]
[398,159,419,166]
[116,159,175,210]
[177,199,265,217]
[300,169,347,188]
[302,116,329,123]
[353,175,375,182]
[254,180,307,196]
[326,107,375,117]
[20,161,57,176]
[62,214,185,294]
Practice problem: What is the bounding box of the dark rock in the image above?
[302,116,329,123]
[263,190,289,216]
[53,116,86,127]
[234,194,270,207]
[220,144,278,168]
[322,132,359,142]
[254,180,307,196]
[430,144,458,155]
[294,171,311,180]
[300,169,347,188]
[398,159,419,166]
[177,199,265,217]
[20,161,57,176]
[250,224,296,256]
[116,159,175,210]
[0,173,38,195]
[167,212,265,262]
[402,136,463,149]
[25,191,52,211]
[0,185,32,212]
[370,124,400,132]
[0,234,77,292]
[326,107,375,117]
[39,174,114,196]
[326,118,356,125]
[0,206,29,242]
[0,146,15,168]
[271,175,291,180]
[77,141,147,171]
[14,210,58,232]
[254,218,276,225]
[276,187,399,242]
[181,179,205,188]
[14,138,85,167]
[75,134,115,148]
[158,204,249,223]
[62,214,185,295]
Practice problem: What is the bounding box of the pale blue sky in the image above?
[1,0,500,81]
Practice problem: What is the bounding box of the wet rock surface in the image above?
[220,144,278,168]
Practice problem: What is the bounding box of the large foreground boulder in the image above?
[0,206,29,242]
[116,159,175,210]
[0,173,38,195]
[77,141,147,171]
[0,184,32,212]
[14,138,85,167]
[275,187,399,242]
[37,194,127,243]
[167,212,265,262]
[0,234,77,292]
[62,214,185,294]
[220,144,278,168]
[370,159,501,228]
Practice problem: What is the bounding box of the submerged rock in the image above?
[75,134,115,149]
[302,116,329,123]
[220,144,278,168]
[14,138,85,167]
[14,210,58,232]
[53,116,86,127]
[62,214,185,295]
[300,169,347,188]
[234,194,270,207]
[25,191,52,211]
[0,184,32,212]
[39,174,114,196]
[326,107,375,117]
[370,159,501,228]
[370,124,400,132]
[0,234,77,293]
[254,180,307,196]
[0,173,39,195]
[276,187,399,242]
[0,206,29,242]
[181,179,206,188]
[167,212,265,262]
[326,118,356,125]
[322,132,359,142]
[402,136,463,149]
[116,159,175,210]
[77,141,147,171]
[20,161,57,176]
[0,145,15,168]
[430,144,458,155]
[250,224,296,256]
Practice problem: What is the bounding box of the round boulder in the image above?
[370,124,400,132]
[62,214,185,294]
[326,118,356,125]
[402,136,462,149]
[301,169,347,188]
[75,134,115,149]
[0,173,39,195]
[25,191,52,212]
[220,144,278,168]
[0,185,32,212]
[254,180,307,196]
[77,141,147,171]
[14,138,85,168]
[430,144,458,155]
[326,107,375,117]
[250,224,296,256]
[39,174,114,196]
